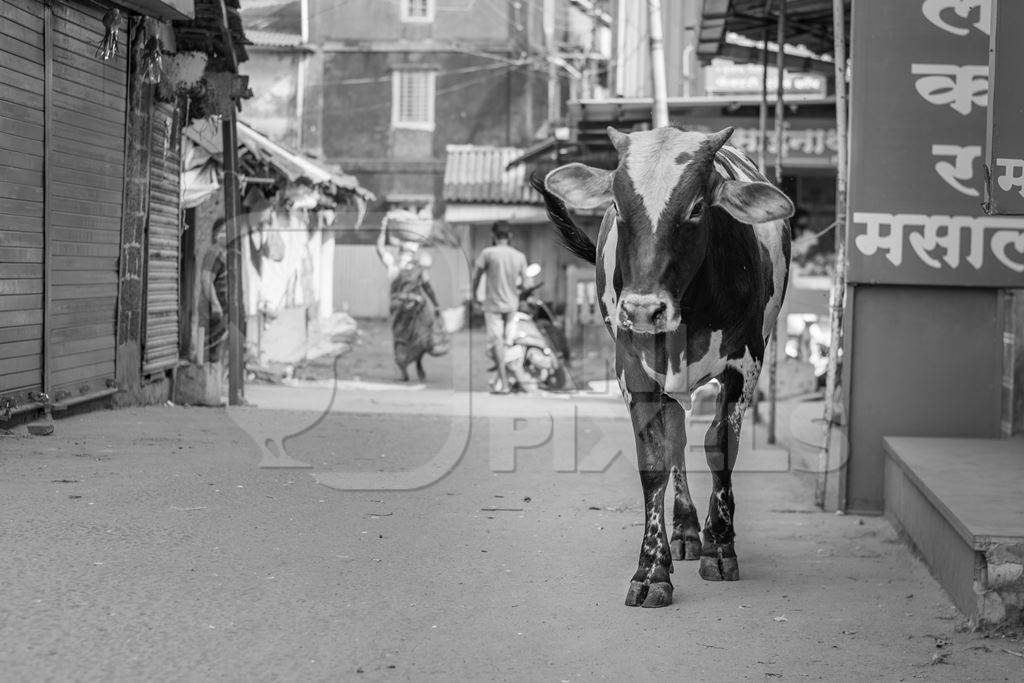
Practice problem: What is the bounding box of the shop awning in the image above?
[234,122,372,200]
[698,0,849,68]
[564,96,838,171]
[181,118,374,208]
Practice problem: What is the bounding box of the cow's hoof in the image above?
[625,580,673,607]
[699,555,740,581]
[670,538,702,561]
[641,582,673,608]
[625,580,647,606]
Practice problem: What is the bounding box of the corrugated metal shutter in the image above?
[46,0,126,399]
[0,0,45,406]
[144,102,181,373]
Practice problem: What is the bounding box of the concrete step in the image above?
[884,436,1024,626]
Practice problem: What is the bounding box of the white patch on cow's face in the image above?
[617,370,631,404]
[625,129,705,232]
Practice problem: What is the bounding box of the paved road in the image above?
[1,397,1020,681]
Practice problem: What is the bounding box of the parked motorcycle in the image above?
[496,264,571,392]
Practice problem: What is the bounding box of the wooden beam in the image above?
[221,111,243,405]
[216,0,238,72]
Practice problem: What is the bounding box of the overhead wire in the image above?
[334,65,517,116]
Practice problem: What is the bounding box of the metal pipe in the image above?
[3,401,45,419]
[753,22,771,448]
[768,0,786,445]
[757,26,769,174]
[818,0,850,510]
[544,0,560,124]
[223,111,245,406]
[42,4,54,395]
[647,0,669,127]
[52,388,119,411]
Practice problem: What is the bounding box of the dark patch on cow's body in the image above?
[680,206,771,361]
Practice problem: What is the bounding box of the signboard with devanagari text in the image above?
[847,0,1024,286]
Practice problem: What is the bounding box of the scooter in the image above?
[499,264,571,392]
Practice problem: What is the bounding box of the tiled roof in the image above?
[245,30,304,47]
[443,145,543,205]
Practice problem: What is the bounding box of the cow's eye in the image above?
[689,201,704,220]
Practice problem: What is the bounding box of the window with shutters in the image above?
[401,0,434,22]
[391,70,435,131]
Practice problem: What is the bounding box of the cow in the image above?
[532,125,793,608]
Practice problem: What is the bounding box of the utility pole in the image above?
[757,26,769,173]
[295,0,309,150]
[585,5,600,98]
[543,0,560,126]
[520,0,532,143]
[647,0,669,127]
[768,0,787,444]
[818,0,850,509]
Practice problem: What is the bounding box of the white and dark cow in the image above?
[533,126,793,608]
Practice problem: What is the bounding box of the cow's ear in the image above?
[544,163,613,211]
[712,180,794,224]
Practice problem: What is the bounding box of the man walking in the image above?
[471,221,529,394]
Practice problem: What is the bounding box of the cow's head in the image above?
[543,126,793,334]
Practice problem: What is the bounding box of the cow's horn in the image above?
[707,126,735,151]
[607,126,629,153]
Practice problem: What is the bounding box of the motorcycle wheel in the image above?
[544,364,568,391]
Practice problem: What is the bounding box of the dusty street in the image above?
[1,392,1021,681]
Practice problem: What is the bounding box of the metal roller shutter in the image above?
[46,0,126,400]
[143,102,181,373]
[0,0,45,406]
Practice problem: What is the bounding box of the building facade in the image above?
[237,0,605,319]
[0,0,249,420]
[241,0,565,219]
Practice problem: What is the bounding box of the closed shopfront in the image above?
[143,102,181,374]
[48,0,126,401]
[0,0,45,408]
[0,0,126,410]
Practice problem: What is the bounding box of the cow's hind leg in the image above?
[665,397,701,561]
[699,366,747,581]
[620,358,674,608]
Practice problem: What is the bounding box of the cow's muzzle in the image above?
[618,291,679,334]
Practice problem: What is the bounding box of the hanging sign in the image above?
[684,116,838,169]
[704,60,827,98]
[847,0,1024,286]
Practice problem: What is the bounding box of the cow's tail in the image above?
[530,172,597,265]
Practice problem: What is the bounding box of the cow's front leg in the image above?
[619,356,674,608]
[665,396,701,561]
[700,367,747,581]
